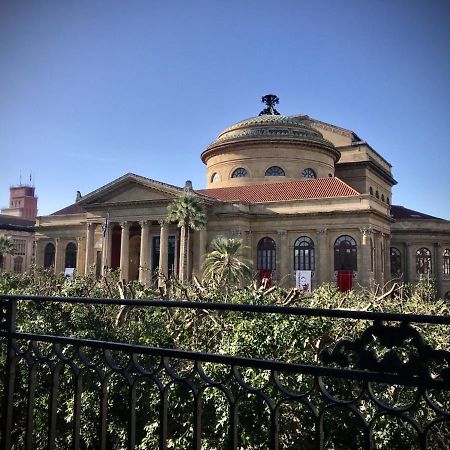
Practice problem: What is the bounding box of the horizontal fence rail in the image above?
[1,294,449,449]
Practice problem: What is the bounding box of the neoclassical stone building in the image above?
[34,96,450,297]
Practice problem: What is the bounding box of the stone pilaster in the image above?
[406,242,415,282]
[139,220,150,285]
[360,227,374,286]
[76,236,85,274]
[277,230,288,286]
[316,228,328,285]
[434,242,442,296]
[120,221,130,281]
[35,239,44,268]
[85,223,96,274]
[54,238,64,274]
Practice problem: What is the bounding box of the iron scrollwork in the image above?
[320,320,450,386]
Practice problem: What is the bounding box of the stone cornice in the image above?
[201,138,340,164]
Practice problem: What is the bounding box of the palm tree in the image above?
[202,237,252,290]
[0,236,15,270]
[167,192,207,282]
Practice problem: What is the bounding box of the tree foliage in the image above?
[167,192,207,282]
[202,237,252,291]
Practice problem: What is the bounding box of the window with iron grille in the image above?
[294,236,315,271]
[13,239,26,256]
[416,247,432,275]
[443,249,450,275]
[390,247,402,276]
[257,237,276,270]
[334,235,357,271]
[44,243,55,268]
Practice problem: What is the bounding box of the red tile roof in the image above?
[51,203,86,216]
[196,177,360,203]
[390,205,443,221]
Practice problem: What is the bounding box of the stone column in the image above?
[197,226,207,279]
[101,221,113,276]
[158,219,169,285]
[85,223,96,274]
[119,221,130,281]
[316,228,328,285]
[139,220,150,285]
[277,230,289,286]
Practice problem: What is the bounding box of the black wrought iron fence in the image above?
[0,294,449,449]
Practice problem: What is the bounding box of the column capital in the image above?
[120,221,129,229]
[277,229,287,237]
[434,242,441,249]
[158,218,169,227]
[316,228,327,235]
[359,226,373,236]
[139,219,149,228]
[231,229,242,237]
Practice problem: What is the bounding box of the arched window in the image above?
[301,168,316,179]
[334,235,357,271]
[44,243,55,268]
[265,166,285,176]
[14,256,23,273]
[416,247,432,275]
[376,190,379,199]
[211,172,221,183]
[390,247,402,276]
[257,237,276,270]
[386,196,390,205]
[231,168,248,178]
[369,187,373,195]
[294,236,315,271]
[65,242,77,269]
[443,249,450,275]
[381,194,385,202]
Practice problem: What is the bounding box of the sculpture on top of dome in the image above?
[259,94,281,116]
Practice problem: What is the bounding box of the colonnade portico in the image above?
[83,217,184,284]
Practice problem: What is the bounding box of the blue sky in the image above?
[0,0,449,218]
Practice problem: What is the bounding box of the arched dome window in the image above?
[65,242,77,269]
[294,236,315,271]
[257,237,276,270]
[334,235,357,271]
[265,166,285,176]
[211,172,221,183]
[390,247,402,276]
[416,247,432,275]
[301,168,316,179]
[231,168,248,178]
[44,243,55,268]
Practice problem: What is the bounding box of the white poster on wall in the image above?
[296,270,311,293]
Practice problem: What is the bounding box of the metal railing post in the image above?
[1,298,17,450]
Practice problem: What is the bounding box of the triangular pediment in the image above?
[78,173,184,207]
